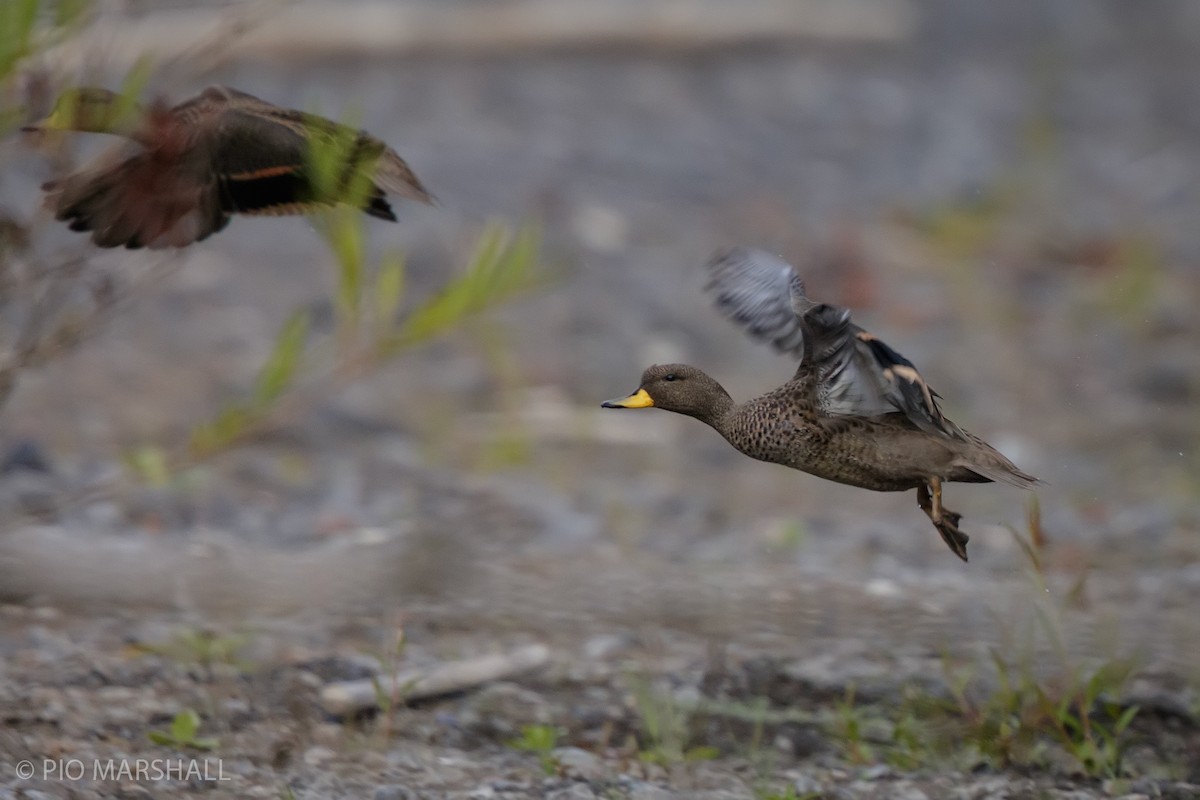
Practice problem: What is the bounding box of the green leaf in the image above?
[331,212,365,325]
[371,675,389,711]
[684,745,720,761]
[510,724,558,753]
[55,0,91,27]
[12,0,38,34]
[180,222,538,464]
[0,0,38,75]
[305,118,352,200]
[253,310,309,406]
[190,405,252,455]
[117,57,154,106]
[374,251,406,331]
[303,105,374,210]
[988,649,1013,705]
[1112,704,1139,735]
[171,709,200,742]
[147,731,175,746]
[386,223,539,353]
[124,444,170,488]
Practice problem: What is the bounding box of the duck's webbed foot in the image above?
[917,478,969,562]
[932,514,968,562]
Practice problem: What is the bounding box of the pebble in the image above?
[490,781,529,793]
[0,472,59,519]
[303,745,337,766]
[583,633,632,661]
[221,758,258,778]
[546,784,598,800]
[312,722,346,747]
[551,747,607,781]
[628,783,676,800]
[0,440,53,474]
[1124,679,1195,723]
[860,764,892,780]
[890,784,931,800]
[359,750,388,771]
[373,786,420,800]
[461,682,552,735]
[790,773,823,796]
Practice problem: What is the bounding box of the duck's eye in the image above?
[664,373,678,382]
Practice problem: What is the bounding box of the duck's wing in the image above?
[182,86,434,213]
[705,246,960,438]
[179,97,385,219]
[705,245,809,354]
[41,133,230,249]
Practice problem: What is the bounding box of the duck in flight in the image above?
[603,246,1038,561]
[22,85,435,249]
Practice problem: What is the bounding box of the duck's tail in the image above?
[968,461,1040,489]
[375,148,437,206]
[955,437,1040,489]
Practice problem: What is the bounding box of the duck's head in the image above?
[602,363,733,422]
[21,87,140,134]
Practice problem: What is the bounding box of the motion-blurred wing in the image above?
[705,246,809,355]
[705,246,959,437]
[43,141,228,249]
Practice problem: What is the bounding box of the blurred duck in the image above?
[603,247,1038,561]
[22,85,435,249]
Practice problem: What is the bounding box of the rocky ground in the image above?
[1,1,1199,797]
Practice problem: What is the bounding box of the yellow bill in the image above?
[601,388,654,409]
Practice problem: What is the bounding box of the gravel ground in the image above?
[1,1,1199,797]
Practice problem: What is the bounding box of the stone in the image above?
[546,784,597,800]
[551,747,606,781]
[373,785,420,800]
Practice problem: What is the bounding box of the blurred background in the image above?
[0,0,1197,796]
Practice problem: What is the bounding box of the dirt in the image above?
[1,1,1199,797]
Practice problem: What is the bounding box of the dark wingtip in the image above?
[366,195,398,222]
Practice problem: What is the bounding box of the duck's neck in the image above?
[688,383,737,432]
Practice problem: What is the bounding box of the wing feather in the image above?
[705,247,962,438]
[44,142,230,249]
[705,246,808,355]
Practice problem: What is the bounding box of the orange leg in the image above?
[917,477,968,561]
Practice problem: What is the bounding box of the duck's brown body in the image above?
[603,247,1038,561]
[724,383,1010,492]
